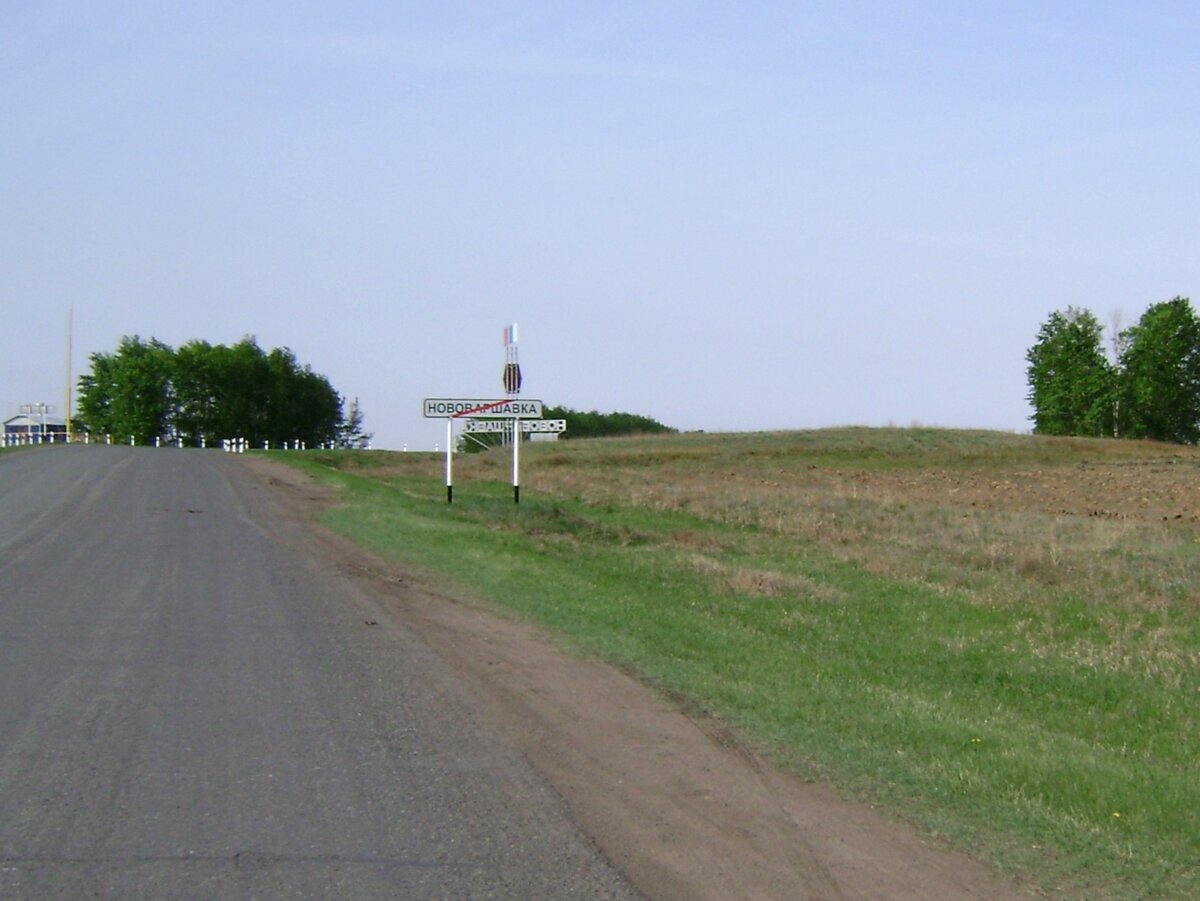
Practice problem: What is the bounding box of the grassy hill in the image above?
[279,428,1200,899]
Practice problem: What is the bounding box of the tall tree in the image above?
[172,339,220,443]
[1118,297,1200,444]
[77,336,174,444]
[336,397,372,449]
[1026,308,1115,437]
[77,335,347,447]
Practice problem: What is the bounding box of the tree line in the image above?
[541,405,674,440]
[1027,297,1200,444]
[77,336,370,448]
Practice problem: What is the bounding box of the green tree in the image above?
[336,397,372,449]
[78,335,347,447]
[77,335,174,444]
[270,353,342,448]
[172,339,220,444]
[1118,297,1200,444]
[541,406,674,439]
[220,338,272,442]
[1026,308,1115,437]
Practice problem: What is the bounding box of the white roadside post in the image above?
[446,418,454,503]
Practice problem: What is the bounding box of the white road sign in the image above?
[522,419,567,433]
[464,419,567,434]
[423,398,544,419]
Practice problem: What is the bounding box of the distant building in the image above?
[3,414,68,444]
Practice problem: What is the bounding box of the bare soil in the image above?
[788,460,1200,523]
[243,456,1037,900]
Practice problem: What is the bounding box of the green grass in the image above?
[272,428,1200,899]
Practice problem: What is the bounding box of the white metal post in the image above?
[505,323,521,504]
[512,417,520,504]
[446,419,454,503]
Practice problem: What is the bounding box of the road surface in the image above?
[0,446,638,899]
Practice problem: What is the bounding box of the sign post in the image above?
[504,323,520,504]
[446,418,453,503]
[422,395,543,503]
[422,323,558,505]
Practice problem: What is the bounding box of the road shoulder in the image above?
[241,455,1036,901]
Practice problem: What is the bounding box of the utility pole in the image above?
[65,305,74,442]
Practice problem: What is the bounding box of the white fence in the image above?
[2,432,345,451]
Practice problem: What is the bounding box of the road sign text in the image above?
[423,398,544,419]
[463,419,567,434]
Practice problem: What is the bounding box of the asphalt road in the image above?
[0,446,639,900]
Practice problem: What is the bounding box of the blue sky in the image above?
[4,2,1199,449]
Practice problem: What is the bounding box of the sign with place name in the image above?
[423,398,544,419]
[464,419,567,434]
